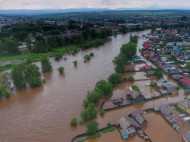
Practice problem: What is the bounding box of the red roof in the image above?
[144,43,151,48]
[143,50,152,54]
[181,78,190,85]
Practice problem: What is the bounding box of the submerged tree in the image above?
[41,57,52,73]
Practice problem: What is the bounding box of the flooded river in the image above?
[0,30,186,142]
[0,30,149,142]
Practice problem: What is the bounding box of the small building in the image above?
[127,91,145,104]
[143,50,152,57]
[146,70,155,76]
[168,69,179,75]
[139,65,152,71]
[135,114,148,127]
[167,87,178,94]
[112,98,123,105]
[171,74,184,80]
[178,98,190,114]
[181,78,190,89]
[156,78,167,88]
[118,117,136,139]
[183,132,190,142]
[160,105,173,117]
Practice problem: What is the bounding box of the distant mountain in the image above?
[0,8,111,16]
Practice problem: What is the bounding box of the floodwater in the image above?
[0,29,188,142]
[0,30,150,142]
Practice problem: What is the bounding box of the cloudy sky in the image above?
[0,0,190,10]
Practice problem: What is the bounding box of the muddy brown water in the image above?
[0,31,149,142]
[0,30,187,142]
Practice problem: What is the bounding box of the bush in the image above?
[132,85,140,91]
[0,86,10,98]
[58,66,64,73]
[70,117,77,126]
[108,73,122,85]
[84,55,91,62]
[100,109,105,116]
[107,122,111,127]
[41,57,52,73]
[55,55,62,61]
[123,76,134,82]
[89,52,94,57]
[155,67,163,79]
[80,103,97,121]
[77,139,84,142]
[86,120,98,135]
[73,61,77,66]
[28,77,42,88]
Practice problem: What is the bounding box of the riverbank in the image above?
[0,39,106,71]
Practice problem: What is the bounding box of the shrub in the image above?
[89,52,94,57]
[100,109,105,116]
[84,55,91,62]
[73,61,78,66]
[107,122,111,127]
[132,85,140,91]
[28,77,42,88]
[55,55,62,61]
[70,117,77,126]
[58,66,64,73]
[41,57,52,73]
[86,120,98,135]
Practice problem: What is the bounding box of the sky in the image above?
[1,0,190,10]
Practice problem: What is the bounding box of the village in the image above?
[98,27,190,142]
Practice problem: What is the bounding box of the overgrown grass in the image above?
[102,126,116,133]
[85,132,101,140]
[175,106,186,114]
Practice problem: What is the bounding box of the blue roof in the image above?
[172,46,180,51]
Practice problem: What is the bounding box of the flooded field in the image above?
[144,112,184,142]
[0,30,150,142]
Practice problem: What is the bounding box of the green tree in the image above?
[95,80,112,97]
[87,90,102,104]
[70,117,77,126]
[58,66,64,73]
[11,64,26,89]
[28,77,42,88]
[155,67,163,79]
[108,73,122,85]
[86,120,98,135]
[0,86,10,98]
[24,64,41,81]
[80,103,97,121]
[41,58,52,73]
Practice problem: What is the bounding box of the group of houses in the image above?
[142,28,190,93]
[118,109,147,140]
[154,104,179,128]
[156,78,178,95]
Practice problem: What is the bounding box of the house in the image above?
[143,50,152,57]
[118,117,136,139]
[112,98,123,105]
[161,57,167,62]
[178,98,190,114]
[167,87,178,94]
[139,65,152,71]
[162,81,172,89]
[146,70,155,76]
[171,46,181,57]
[131,109,144,118]
[168,69,179,75]
[160,104,173,117]
[135,114,148,127]
[156,78,167,88]
[144,43,151,48]
[181,78,190,89]
[171,74,184,80]
[127,91,145,104]
[183,132,190,142]
[127,117,141,130]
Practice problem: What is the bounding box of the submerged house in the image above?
[127,90,145,104]
[135,114,148,127]
[183,132,190,142]
[139,65,152,71]
[178,98,190,114]
[112,98,123,105]
[181,78,190,89]
[118,117,136,139]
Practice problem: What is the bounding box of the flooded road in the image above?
[0,30,150,142]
